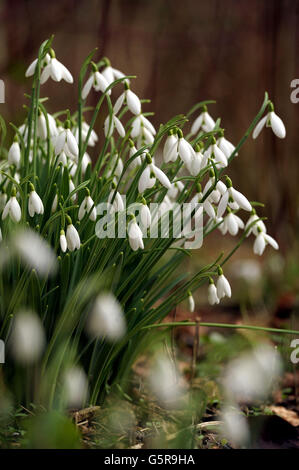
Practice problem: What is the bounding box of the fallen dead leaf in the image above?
[269,406,299,427]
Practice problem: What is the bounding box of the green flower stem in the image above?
[142,321,299,336]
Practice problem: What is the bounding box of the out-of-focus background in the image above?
[0,0,298,312]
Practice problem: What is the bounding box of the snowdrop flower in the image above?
[186,143,206,176]
[140,200,151,228]
[188,291,195,312]
[37,112,58,139]
[216,267,231,299]
[81,62,110,99]
[149,354,186,407]
[114,82,141,116]
[208,279,220,305]
[190,106,216,135]
[8,140,21,168]
[86,292,126,341]
[39,49,73,84]
[51,193,58,213]
[128,217,144,251]
[10,310,45,364]
[204,137,228,168]
[101,58,127,86]
[244,210,266,237]
[78,189,97,221]
[191,184,216,219]
[223,344,282,403]
[167,181,184,200]
[63,366,88,408]
[221,210,244,236]
[12,228,57,276]
[81,152,92,175]
[104,113,125,138]
[217,176,252,218]
[60,230,67,253]
[107,188,124,212]
[138,155,171,193]
[66,216,80,251]
[221,406,250,448]
[253,228,279,256]
[75,121,98,147]
[25,53,50,77]
[2,188,21,222]
[54,123,79,162]
[253,102,286,139]
[163,130,179,163]
[69,178,77,202]
[28,184,44,217]
[128,139,142,169]
[217,131,236,159]
[131,114,156,143]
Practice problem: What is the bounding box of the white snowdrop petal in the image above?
[253,233,266,256]
[113,116,125,138]
[270,112,286,139]
[82,75,94,100]
[126,89,141,115]
[217,191,229,218]
[190,113,204,135]
[25,58,38,77]
[151,164,171,189]
[264,233,279,250]
[230,188,252,212]
[252,115,267,139]
[113,92,125,114]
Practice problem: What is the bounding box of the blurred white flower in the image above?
[140,203,151,228]
[188,292,195,312]
[63,366,88,408]
[223,344,282,403]
[101,61,127,86]
[25,53,50,77]
[245,211,266,237]
[13,228,57,276]
[205,139,228,168]
[149,355,186,408]
[10,310,45,364]
[86,292,126,341]
[221,406,250,448]
[163,131,178,163]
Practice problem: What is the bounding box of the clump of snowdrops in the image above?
[0,37,287,410]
